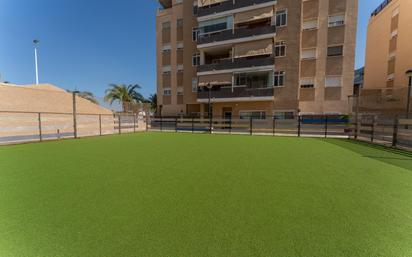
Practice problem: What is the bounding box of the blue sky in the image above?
[0,0,382,98]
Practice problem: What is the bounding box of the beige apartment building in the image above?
[364,0,412,91]
[157,0,357,118]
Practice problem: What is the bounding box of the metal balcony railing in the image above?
[197,86,274,100]
[198,25,276,45]
[197,55,275,73]
[198,0,275,17]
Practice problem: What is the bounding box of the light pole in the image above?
[33,39,40,85]
[206,83,213,133]
[406,69,412,120]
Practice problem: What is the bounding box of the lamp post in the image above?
[33,39,40,85]
[406,69,412,120]
[206,83,213,133]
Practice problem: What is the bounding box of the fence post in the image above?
[175,117,178,132]
[354,115,359,140]
[371,116,375,142]
[99,114,102,136]
[146,115,149,132]
[298,115,301,137]
[273,117,276,136]
[133,114,136,133]
[324,115,328,138]
[229,116,232,134]
[392,116,398,147]
[160,115,163,132]
[249,117,253,136]
[72,92,78,139]
[38,112,42,141]
[192,117,194,133]
[118,115,121,134]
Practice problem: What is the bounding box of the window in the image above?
[302,19,318,30]
[177,87,184,96]
[327,46,343,57]
[301,48,316,60]
[176,0,183,4]
[162,44,171,52]
[239,111,266,120]
[163,88,172,96]
[274,111,294,120]
[192,28,199,41]
[274,71,285,87]
[192,53,200,66]
[198,16,232,35]
[177,19,184,28]
[325,76,342,87]
[192,78,198,92]
[328,15,345,27]
[162,22,170,30]
[234,71,272,89]
[176,42,184,49]
[193,0,198,15]
[275,10,287,27]
[300,78,315,88]
[177,64,184,72]
[275,41,286,57]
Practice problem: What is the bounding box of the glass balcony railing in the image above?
[198,25,276,45]
[198,0,275,17]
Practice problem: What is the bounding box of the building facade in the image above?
[364,0,412,90]
[156,0,358,118]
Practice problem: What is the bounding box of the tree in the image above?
[77,91,98,104]
[147,94,157,113]
[67,90,99,104]
[104,84,144,112]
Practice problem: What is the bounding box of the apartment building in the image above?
[364,0,412,91]
[156,0,357,118]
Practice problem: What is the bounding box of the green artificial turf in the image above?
[1,133,412,257]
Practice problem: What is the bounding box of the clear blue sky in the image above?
[0,0,382,98]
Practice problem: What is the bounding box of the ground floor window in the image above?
[274,111,295,120]
[239,111,266,120]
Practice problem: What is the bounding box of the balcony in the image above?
[197,55,275,73]
[198,0,276,17]
[198,26,276,46]
[197,86,274,101]
[158,0,172,9]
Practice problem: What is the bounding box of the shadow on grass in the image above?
[322,138,412,171]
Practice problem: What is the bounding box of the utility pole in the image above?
[33,39,40,85]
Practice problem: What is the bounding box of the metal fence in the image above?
[0,111,148,145]
[148,114,412,150]
[1,111,411,151]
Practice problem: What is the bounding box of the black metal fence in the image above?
[148,114,412,150]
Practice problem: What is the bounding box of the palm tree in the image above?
[68,90,99,104]
[104,84,144,112]
[77,91,98,104]
[147,94,157,113]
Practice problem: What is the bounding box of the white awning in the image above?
[198,73,233,86]
[234,6,274,24]
[234,39,273,58]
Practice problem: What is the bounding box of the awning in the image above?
[198,0,228,7]
[198,73,233,86]
[234,6,274,24]
[234,39,273,58]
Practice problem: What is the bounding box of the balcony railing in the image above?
[198,0,275,17]
[198,86,274,100]
[197,56,275,73]
[198,25,276,45]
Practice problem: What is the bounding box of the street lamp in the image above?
[33,39,40,85]
[206,83,213,133]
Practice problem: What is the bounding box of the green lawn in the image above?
[1,133,412,257]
